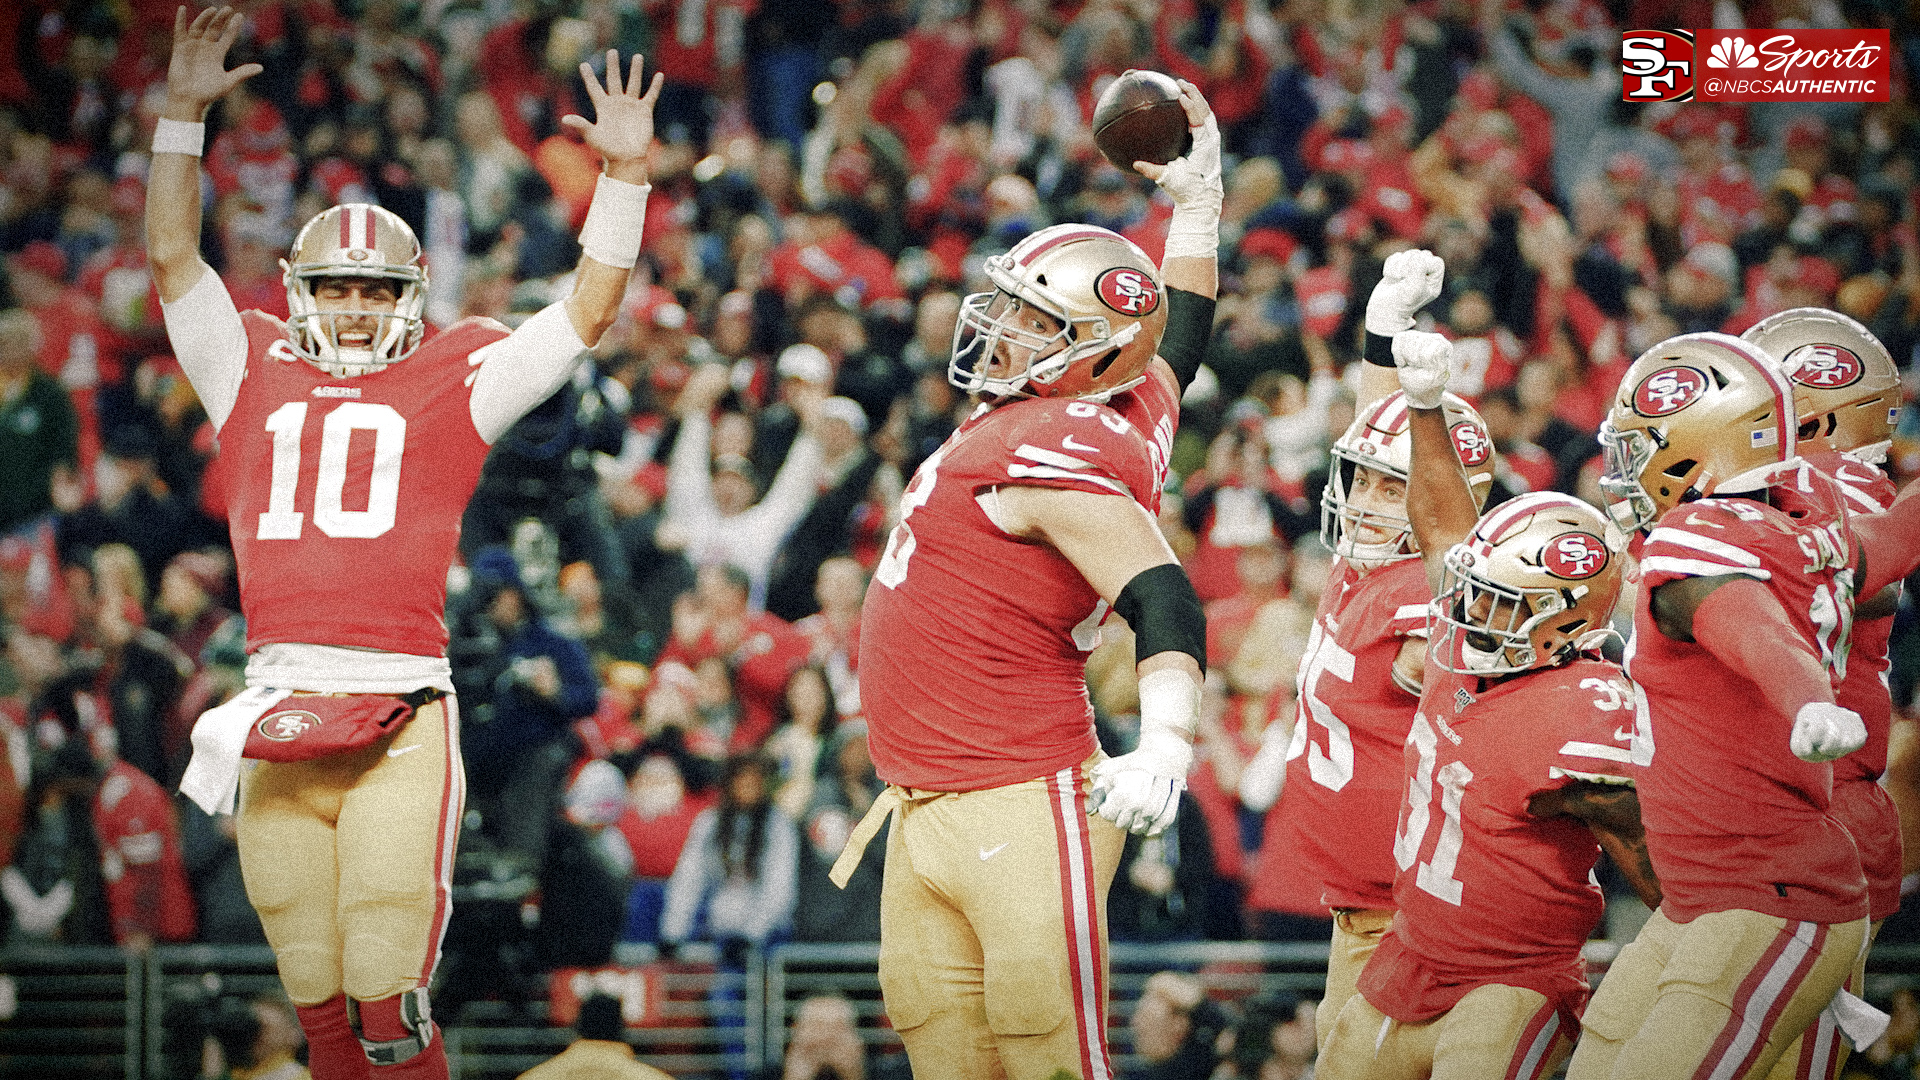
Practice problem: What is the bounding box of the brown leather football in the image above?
[1092,70,1193,175]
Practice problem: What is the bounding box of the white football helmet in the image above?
[1743,307,1899,463]
[1321,390,1497,569]
[1431,492,1624,676]
[282,203,429,375]
[950,224,1168,402]
[1598,332,1796,534]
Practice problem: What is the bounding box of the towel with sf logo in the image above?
[180,687,444,814]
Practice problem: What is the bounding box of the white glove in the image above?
[1148,80,1223,260]
[1365,249,1446,337]
[1392,330,1453,410]
[1791,702,1866,763]
[1089,670,1198,836]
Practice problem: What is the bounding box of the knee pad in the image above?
[347,987,434,1067]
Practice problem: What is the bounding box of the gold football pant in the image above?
[1762,918,1879,1080]
[1566,907,1868,1080]
[1317,982,1574,1080]
[237,698,462,1007]
[1318,907,1395,1048]
[876,758,1127,1080]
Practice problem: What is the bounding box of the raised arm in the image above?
[1529,781,1663,910]
[995,485,1206,837]
[1135,80,1220,393]
[1396,330,1481,592]
[148,6,260,304]
[1358,250,1447,411]
[468,51,663,442]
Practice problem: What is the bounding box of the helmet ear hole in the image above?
[1090,349,1118,379]
[1661,458,1697,479]
[1710,366,1731,390]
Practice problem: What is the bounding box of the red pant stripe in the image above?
[419,698,464,985]
[1050,770,1112,1080]
[1505,1002,1562,1080]
[1694,921,1827,1080]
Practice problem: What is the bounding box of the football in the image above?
[1092,70,1193,175]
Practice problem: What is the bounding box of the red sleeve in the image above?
[1690,578,1834,719]
[995,400,1159,506]
[1535,665,1637,788]
[1854,482,1920,597]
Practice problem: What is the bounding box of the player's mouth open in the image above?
[339,330,375,348]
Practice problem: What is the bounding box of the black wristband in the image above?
[1159,287,1216,393]
[1114,562,1207,669]
[1364,330,1396,368]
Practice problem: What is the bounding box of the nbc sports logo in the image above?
[1705,36,1761,68]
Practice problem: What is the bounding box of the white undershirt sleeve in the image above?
[467,301,591,444]
[160,264,248,433]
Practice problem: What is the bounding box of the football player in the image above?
[1745,309,1903,1080]
[151,8,662,1079]
[1314,332,1658,1080]
[1564,331,1919,1080]
[1252,364,1497,1045]
[826,83,1219,1080]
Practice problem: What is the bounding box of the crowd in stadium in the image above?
[1,0,1919,1074]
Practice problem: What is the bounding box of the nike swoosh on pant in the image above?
[388,744,423,758]
[979,843,1010,861]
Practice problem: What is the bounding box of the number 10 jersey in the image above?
[223,311,509,657]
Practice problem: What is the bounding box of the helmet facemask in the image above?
[1321,455,1415,569]
[1433,552,1573,675]
[282,203,430,378]
[1597,419,1664,534]
[950,289,1144,403]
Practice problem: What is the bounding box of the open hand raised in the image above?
[165,6,262,114]
[561,51,665,180]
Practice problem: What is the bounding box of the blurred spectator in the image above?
[1215,990,1317,1079]
[794,557,867,722]
[765,396,884,621]
[152,549,239,669]
[661,753,799,954]
[754,992,910,1080]
[178,798,267,946]
[518,992,672,1080]
[58,423,210,599]
[0,308,79,534]
[793,719,884,943]
[533,761,631,972]
[658,565,812,752]
[2,737,111,945]
[85,720,195,950]
[453,549,600,865]
[1126,971,1229,1080]
[616,745,715,943]
[205,992,309,1080]
[665,363,825,604]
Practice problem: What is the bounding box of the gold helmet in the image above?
[1743,307,1899,462]
[1321,390,1497,569]
[950,224,1168,402]
[1431,492,1624,676]
[282,203,429,374]
[1598,332,1796,534]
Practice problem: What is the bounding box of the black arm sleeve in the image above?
[1158,287,1216,393]
[1364,330,1396,368]
[1114,562,1207,668]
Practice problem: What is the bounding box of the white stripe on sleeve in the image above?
[1639,556,1772,581]
[1006,463,1127,493]
[160,264,248,432]
[1015,443,1096,470]
[1645,527,1763,567]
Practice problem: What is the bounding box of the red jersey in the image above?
[222,312,508,656]
[1251,557,1429,914]
[94,760,196,944]
[1806,449,1902,920]
[1629,465,1868,925]
[1361,658,1634,1024]
[861,375,1177,791]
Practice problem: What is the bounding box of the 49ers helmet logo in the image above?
[1094,267,1160,316]
[1782,343,1863,389]
[1632,366,1710,416]
[257,709,322,742]
[1450,422,1492,467]
[1543,532,1609,579]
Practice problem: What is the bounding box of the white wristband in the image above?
[1163,198,1222,261]
[1137,668,1202,741]
[578,174,651,269]
[152,117,205,157]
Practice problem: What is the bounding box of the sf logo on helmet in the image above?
[1544,533,1609,580]
[1095,268,1161,316]
[1632,366,1710,417]
[1783,344,1863,389]
[257,709,322,742]
[1450,422,1492,467]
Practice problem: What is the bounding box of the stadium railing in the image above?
[4,941,1919,1076]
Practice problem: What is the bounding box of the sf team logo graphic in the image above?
[1094,267,1160,316]
[1449,422,1492,467]
[1783,343,1864,388]
[257,709,322,742]
[1622,30,1695,100]
[1632,365,1710,416]
[1544,533,1609,579]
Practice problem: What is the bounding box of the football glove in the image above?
[1392,330,1453,409]
[1791,701,1866,763]
[1365,249,1446,337]
[1089,669,1198,836]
